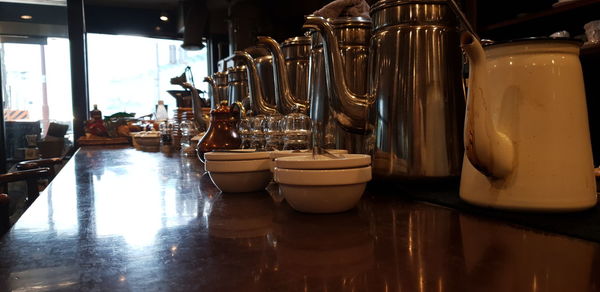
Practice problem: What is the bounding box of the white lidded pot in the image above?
[460,33,597,211]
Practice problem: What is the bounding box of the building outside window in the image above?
[87,33,208,119]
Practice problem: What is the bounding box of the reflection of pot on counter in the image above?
[460,214,597,292]
[273,204,374,286]
[208,191,274,239]
[200,191,277,291]
[368,203,467,291]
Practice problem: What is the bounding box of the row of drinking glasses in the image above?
[239,112,312,151]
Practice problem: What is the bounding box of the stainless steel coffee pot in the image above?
[227,65,250,111]
[304,0,465,180]
[203,71,229,109]
[303,17,371,154]
[233,51,279,116]
[257,36,311,114]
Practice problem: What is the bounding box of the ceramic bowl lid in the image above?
[269,149,349,159]
[205,149,271,161]
[275,154,371,170]
[205,158,271,172]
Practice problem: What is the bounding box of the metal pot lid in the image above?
[328,16,372,28]
[371,0,449,14]
[227,65,247,72]
[282,36,311,46]
[253,55,273,63]
[244,46,270,57]
[482,36,583,47]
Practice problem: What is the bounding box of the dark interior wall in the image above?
[582,53,600,166]
[226,0,329,52]
[224,0,382,53]
[0,67,5,174]
[475,0,557,28]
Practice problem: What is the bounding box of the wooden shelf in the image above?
[483,0,600,32]
[581,45,600,57]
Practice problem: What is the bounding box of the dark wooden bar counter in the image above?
[1,146,599,291]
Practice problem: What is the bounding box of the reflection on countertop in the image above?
[0,146,599,291]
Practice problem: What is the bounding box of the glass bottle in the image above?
[159,121,173,153]
[180,120,198,156]
[90,104,102,121]
[155,100,169,122]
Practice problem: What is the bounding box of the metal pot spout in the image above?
[303,15,370,133]
[256,36,309,115]
[233,51,279,116]
[461,32,514,179]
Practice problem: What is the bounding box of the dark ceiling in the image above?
[0,0,378,44]
[85,0,179,9]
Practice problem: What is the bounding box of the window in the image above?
[87,34,208,118]
[1,37,73,167]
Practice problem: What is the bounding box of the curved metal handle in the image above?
[303,15,370,133]
[256,36,308,115]
[230,101,245,121]
[233,51,279,116]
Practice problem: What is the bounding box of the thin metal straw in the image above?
[447,0,480,41]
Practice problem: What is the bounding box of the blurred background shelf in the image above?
[472,0,600,40]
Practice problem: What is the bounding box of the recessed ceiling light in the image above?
[159,12,168,22]
[20,15,33,20]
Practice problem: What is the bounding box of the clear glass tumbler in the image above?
[283,111,312,150]
[265,114,284,151]
[251,115,267,150]
[238,116,253,149]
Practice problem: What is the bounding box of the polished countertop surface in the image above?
[1,146,599,291]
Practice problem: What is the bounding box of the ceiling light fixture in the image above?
[0,0,65,6]
[159,12,168,22]
[20,15,33,20]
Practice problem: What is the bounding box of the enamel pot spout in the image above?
[460,32,514,179]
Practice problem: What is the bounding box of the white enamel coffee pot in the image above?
[460,33,597,211]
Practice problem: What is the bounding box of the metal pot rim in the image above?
[282,36,311,46]
[482,37,583,47]
[371,0,449,15]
